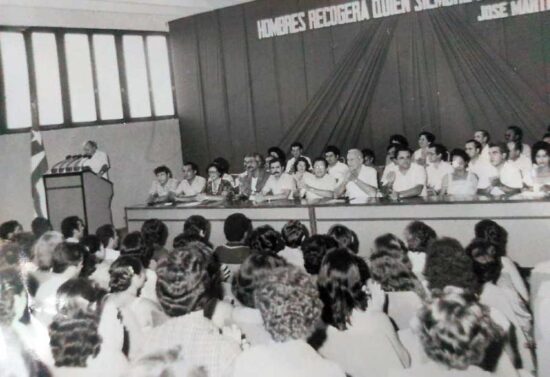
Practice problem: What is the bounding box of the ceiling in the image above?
[0,0,256,30]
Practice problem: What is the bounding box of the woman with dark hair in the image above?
[302,157,337,200]
[49,278,128,377]
[0,220,23,245]
[370,234,425,330]
[466,239,534,373]
[301,234,339,275]
[530,141,550,191]
[413,131,435,166]
[403,221,437,279]
[183,215,212,245]
[247,225,285,255]
[279,220,309,268]
[317,248,410,377]
[292,156,314,197]
[327,224,359,253]
[440,148,478,197]
[141,218,169,265]
[474,220,528,302]
[213,156,236,188]
[389,134,409,148]
[120,231,158,303]
[197,163,235,201]
[0,267,53,367]
[267,146,287,168]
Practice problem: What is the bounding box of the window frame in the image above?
[0,26,177,135]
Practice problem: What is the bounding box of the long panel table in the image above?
[126,196,550,267]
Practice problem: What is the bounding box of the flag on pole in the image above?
[31,126,48,218]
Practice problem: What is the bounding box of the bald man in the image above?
[336,149,378,202]
[82,140,110,179]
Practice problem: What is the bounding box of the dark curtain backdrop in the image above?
[169,0,550,171]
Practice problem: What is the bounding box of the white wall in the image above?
[0,119,183,230]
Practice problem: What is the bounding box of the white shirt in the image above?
[497,161,523,190]
[327,161,349,183]
[426,161,453,191]
[381,163,398,184]
[175,175,206,196]
[303,174,337,200]
[521,143,531,160]
[392,163,426,195]
[468,158,497,189]
[149,178,178,197]
[285,156,312,173]
[278,246,305,269]
[508,155,533,186]
[345,165,378,201]
[480,144,491,163]
[83,150,110,179]
[262,173,296,196]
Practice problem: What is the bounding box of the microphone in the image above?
[77,154,92,171]
[51,155,72,174]
[58,155,79,173]
[66,154,85,172]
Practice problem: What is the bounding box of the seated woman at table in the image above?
[147,165,178,204]
[440,148,478,197]
[292,156,313,196]
[530,141,550,192]
[301,158,338,200]
[196,162,235,201]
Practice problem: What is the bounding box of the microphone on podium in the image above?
[58,155,79,173]
[51,155,73,174]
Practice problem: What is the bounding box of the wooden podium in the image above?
[44,171,113,232]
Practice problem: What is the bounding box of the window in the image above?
[0,27,175,133]
[0,32,32,129]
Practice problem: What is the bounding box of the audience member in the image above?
[0,220,23,245]
[301,235,339,275]
[61,216,85,243]
[479,143,523,196]
[465,139,496,191]
[30,231,64,286]
[474,129,491,163]
[247,225,285,255]
[327,224,359,253]
[141,219,169,264]
[413,131,435,166]
[507,141,533,187]
[403,221,437,279]
[285,142,311,173]
[95,224,120,262]
[531,141,550,191]
[505,125,531,159]
[214,213,253,267]
[174,161,206,200]
[426,143,453,194]
[441,148,478,196]
[279,220,309,268]
[31,217,52,239]
[147,165,177,204]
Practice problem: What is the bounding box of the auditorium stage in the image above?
[126,196,550,267]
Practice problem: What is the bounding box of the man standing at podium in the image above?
[83,140,110,179]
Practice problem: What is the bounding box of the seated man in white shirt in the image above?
[174,161,206,201]
[505,125,531,159]
[478,143,523,196]
[95,224,120,262]
[147,165,178,204]
[61,216,85,243]
[465,139,497,191]
[335,149,378,202]
[473,130,491,163]
[507,141,533,187]
[256,158,296,202]
[303,158,338,200]
[285,142,311,173]
[325,145,349,184]
[382,146,426,200]
[425,143,453,195]
[82,140,110,179]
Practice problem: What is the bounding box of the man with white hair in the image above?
[82,140,110,179]
[336,149,378,203]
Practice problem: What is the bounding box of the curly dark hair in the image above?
[281,220,310,248]
[0,220,21,240]
[109,256,144,293]
[183,215,211,242]
[465,238,502,286]
[141,219,169,247]
[373,233,411,269]
[327,224,359,253]
[405,221,437,252]
[120,231,153,269]
[301,235,339,275]
[424,237,479,294]
[52,242,85,273]
[173,230,213,249]
[474,220,508,258]
[317,248,368,330]
[231,253,287,308]
[247,225,285,255]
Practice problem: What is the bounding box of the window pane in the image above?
[146,36,174,116]
[92,34,123,120]
[32,32,63,126]
[0,32,32,129]
[65,33,96,122]
[123,35,151,118]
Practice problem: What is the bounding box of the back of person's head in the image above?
[418,286,505,370]
[50,278,103,367]
[224,213,252,243]
[231,253,287,308]
[0,220,21,240]
[370,236,420,294]
[474,220,507,258]
[373,233,411,268]
[33,231,64,271]
[0,242,23,269]
[121,231,152,268]
[173,231,211,249]
[247,225,285,254]
[465,239,502,286]
[95,224,116,248]
[61,216,83,239]
[79,235,101,277]
[327,224,359,253]
[213,157,230,175]
[301,235,339,275]
[424,237,479,294]
[255,266,323,342]
[317,248,369,330]
[389,134,409,147]
[52,242,84,273]
[31,217,52,238]
[155,243,218,317]
[281,220,309,249]
[405,221,437,252]
[141,219,169,247]
[183,215,211,242]
[109,256,144,293]
[10,232,35,261]
[0,267,26,325]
